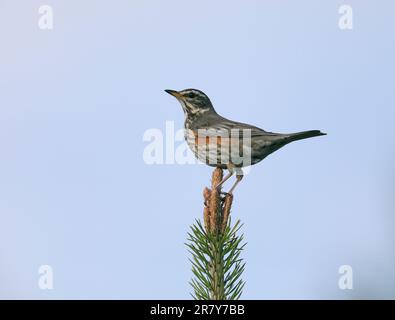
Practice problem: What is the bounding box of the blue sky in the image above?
[0,0,394,299]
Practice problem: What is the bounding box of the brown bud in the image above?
[211,168,223,190]
[203,207,211,233]
[221,194,233,233]
[203,187,211,205]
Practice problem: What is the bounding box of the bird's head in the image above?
[165,88,215,117]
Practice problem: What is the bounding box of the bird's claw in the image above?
[220,191,230,200]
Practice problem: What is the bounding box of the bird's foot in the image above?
[220,191,230,200]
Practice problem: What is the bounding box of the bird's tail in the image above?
[284,130,326,143]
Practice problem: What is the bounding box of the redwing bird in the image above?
[165,88,326,194]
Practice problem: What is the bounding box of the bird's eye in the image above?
[187,92,195,99]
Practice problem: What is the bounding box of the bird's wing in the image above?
[202,116,281,138]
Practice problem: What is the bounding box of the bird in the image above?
[165,88,326,194]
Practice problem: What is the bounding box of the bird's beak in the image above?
[165,89,183,99]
